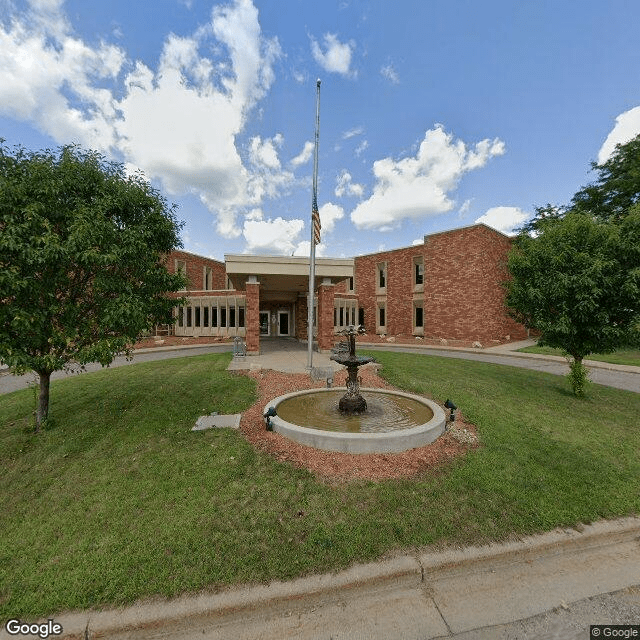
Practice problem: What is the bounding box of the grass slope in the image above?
[1,351,638,618]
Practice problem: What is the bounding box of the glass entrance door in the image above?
[259,311,270,336]
[278,310,289,336]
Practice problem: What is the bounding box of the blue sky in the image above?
[2,0,640,260]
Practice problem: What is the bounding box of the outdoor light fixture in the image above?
[444,399,457,424]
[263,406,277,431]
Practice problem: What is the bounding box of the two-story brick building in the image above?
[161,224,527,354]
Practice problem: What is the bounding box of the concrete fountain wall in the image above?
[263,388,446,454]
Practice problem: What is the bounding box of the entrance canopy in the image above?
[225,255,354,302]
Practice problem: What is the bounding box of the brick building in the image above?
[161,224,527,353]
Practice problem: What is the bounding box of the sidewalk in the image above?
[19,516,639,640]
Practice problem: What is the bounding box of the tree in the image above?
[0,143,186,429]
[572,134,640,222]
[506,210,640,396]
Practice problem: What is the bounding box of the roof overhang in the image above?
[225,254,354,300]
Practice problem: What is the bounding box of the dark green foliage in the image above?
[0,142,186,426]
[506,210,640,395]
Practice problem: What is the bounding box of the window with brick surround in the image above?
[415,305,423,328]
[414,257,424,287]
[377,304,386,332]
[176,259,188,290]
[348,276,354,292]
[204,266,213,290]
[377,262,387,290]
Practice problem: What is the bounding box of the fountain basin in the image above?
[264,388,446,454]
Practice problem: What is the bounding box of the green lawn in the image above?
[1,351,639,619]
[517,344,640,367]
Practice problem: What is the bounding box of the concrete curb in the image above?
[41,516,640,639]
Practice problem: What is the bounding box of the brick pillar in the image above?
[245,281,260,355]
[317,283,335,353]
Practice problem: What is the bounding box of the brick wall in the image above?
[165,250,226,291]
[355,225,527,344]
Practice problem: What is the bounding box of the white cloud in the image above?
[310,33,354,77]
[0,0,283,239]
[290,140,314,167]
[242,216,305,254]
[380,64,399,84]
[412,237,424,246]
[354,140,369,157]
[350,125,506,230]
[318,202,344,234]
[598,106,640,164]
[475,206,528,235]
[335,170,364,198]
[294,240,326,257]
[343,126,364,139]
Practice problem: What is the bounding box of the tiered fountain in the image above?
[264,326,445,454]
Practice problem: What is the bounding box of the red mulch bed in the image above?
[236,365,478,483]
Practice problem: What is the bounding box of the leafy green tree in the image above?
[0,143,186,429]
[572,134,640,222]
[506,210,640,396]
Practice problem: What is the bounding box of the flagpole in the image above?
[307,78,321,370]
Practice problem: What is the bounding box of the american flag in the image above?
[312,196,321,245]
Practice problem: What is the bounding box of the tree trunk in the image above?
[36,370,51,431]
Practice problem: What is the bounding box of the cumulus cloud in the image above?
[335,170,364,198]
[0,0,284,239]
[475,206,528,235]
[598,106,640,164]
[294,240,326,258]
[350,125,505,229]
[242,216,305,254]
[310,33,354,77]
[318,202,344,234]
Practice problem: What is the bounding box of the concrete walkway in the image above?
[225,337,639,393]
[1,338,638,394]
[19,516,640,640]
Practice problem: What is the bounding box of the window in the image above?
[186,307,192,327]
[358,307,365,327]
[379,306,385,327]
[348,276,354,292]
[238,306,245,328]
[229,307,236,327]
[415,306,424,328]
[220,307,227,327]
[203,307,209,327]
[204,266,213,290]
[176,259,188,290]
[177,306,184,327]
[339,306,344,326]
[195,306,201,327]
[378,265,386,288]
[212,306,218,327]
[414,258,424,286]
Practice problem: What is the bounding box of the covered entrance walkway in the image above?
[227,337,339,374]
[225,254,355,355]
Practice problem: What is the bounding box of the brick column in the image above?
[317,283,335,353]
[245,281,260,355]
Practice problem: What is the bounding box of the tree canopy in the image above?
[506,209,640,395]
[0,143,186,428]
